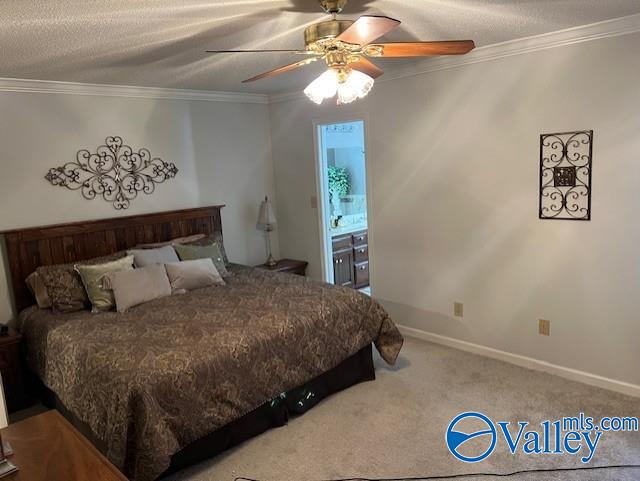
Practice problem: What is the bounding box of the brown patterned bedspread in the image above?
[18,264,403,481]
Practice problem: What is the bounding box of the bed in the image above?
[3,206,403,481]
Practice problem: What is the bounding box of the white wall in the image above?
[269,32,640,386]
[0,90,277,321]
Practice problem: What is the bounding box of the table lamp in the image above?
[257,196,277,266]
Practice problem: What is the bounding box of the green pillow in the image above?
[75,255,134,312]
[174,243,229,277]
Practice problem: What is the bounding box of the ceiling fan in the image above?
[205,0,475,105]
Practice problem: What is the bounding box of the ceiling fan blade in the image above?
[350,57,384,79]
[337,15,401,46]
[242,57,318,83]
[367,40,475,57]
[206,49,309,53]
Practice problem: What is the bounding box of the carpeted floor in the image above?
[169,336,640,481]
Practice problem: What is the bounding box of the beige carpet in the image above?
[166,336,640,481]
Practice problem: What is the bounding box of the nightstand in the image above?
[255,259,308,276]
[0,329,27,413]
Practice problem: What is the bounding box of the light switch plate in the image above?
[454,302,463,317]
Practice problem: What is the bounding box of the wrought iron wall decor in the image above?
[45,136,178,210]
[539,130,593,220]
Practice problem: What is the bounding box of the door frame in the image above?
[312,112,375,294]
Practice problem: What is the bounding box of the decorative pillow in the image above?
[25,272,52,309]
[36,252,125,313]
[108,264,172,312]
[165,259,225,292]
[174,243,229,277]
[127,245,179,267]
[184,232,229,265]
[134,234,206,249]
[75,255,135,313]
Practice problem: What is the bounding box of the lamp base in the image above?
[266,254,277,267]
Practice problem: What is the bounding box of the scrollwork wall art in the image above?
[539,130,593,220]
[45,136,178,210]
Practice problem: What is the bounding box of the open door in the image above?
[315,120,370,295]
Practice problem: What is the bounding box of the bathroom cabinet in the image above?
[331,229,369,289]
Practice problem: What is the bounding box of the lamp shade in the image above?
[257,196,277,230]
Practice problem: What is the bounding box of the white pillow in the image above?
[164,259,225,292]
[108,264,172,312]
[127,245,179,267]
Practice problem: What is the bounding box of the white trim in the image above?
[269,89,304,104]
[397,324,640,398]
[312,121,332,284]
[360,114,375,298]
[0,77,269,104]
[269,13,640,104]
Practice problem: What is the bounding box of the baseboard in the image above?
[397,325,640,398]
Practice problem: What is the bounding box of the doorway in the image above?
[315,120,370,294]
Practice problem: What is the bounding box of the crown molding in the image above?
[0,77,269,104]
[379,13,640,84]
[269,13,640,104]
[269,89,305,104]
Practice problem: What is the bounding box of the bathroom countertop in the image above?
[329,223,368,237]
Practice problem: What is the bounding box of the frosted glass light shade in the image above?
[337,70,374,104]
[304,68,374,105]
[304,69,338,104]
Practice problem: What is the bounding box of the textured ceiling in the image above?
[1,0,639,94]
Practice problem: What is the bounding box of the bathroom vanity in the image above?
[331,228,369,289]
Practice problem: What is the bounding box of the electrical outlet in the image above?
[539,319,550,336]
[310,195,318,209]
[454,302,463,317]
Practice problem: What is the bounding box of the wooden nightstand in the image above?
[0,330,27,413]
[1,410,128,481]
[255,259,308,276]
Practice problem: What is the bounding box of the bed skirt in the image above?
[34,343,376,479]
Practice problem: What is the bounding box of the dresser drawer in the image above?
[354,244,368,263]
[332,234,353,251]
[354,261,369,288]
[352,231,367,246]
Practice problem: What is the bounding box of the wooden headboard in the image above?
[1,205,225,313]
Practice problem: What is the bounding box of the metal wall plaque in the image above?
[539,130,593,220]
[45,136,178,210]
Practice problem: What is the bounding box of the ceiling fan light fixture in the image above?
[304,68,374,105]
